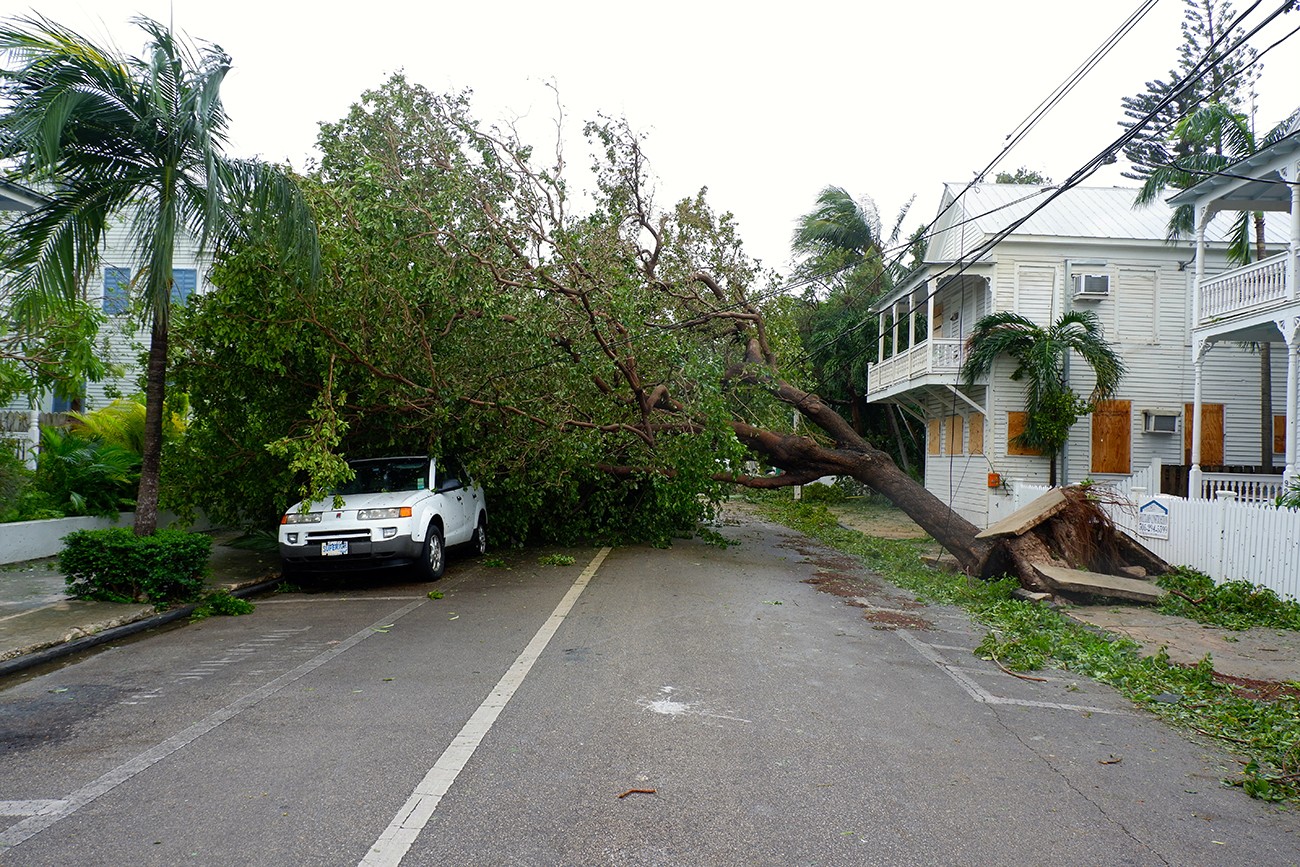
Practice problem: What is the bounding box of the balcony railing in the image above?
[1199,251,1293,323]
[866,337,965,397]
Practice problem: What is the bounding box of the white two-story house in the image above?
[865,181,1288,529]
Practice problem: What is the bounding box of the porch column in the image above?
[877,311,886,361]
[909,299,919,348]
[1192,203,1209,327]
[26,406,40,471]
[891,300,902,357]
[1288,161,1300,301]
[1190,339,1208,499]
[1285,322,1300,488]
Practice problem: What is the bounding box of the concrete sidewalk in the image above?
[0,531,281,676]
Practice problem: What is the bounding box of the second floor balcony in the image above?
[1197,250,1297,326]
[866,337,967,400]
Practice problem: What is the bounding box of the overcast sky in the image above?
[7,1,1300,272]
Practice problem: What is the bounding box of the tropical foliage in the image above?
[168,77,763,544]
[960,310,1125,485]
[788,186,922,472]
[0,14,318,535]
[1119,0,1260,189]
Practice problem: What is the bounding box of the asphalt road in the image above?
[0,513,1296,866]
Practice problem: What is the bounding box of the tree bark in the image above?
[726,373,994,576]
[134,316,168,537]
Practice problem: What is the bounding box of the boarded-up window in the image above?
[1006,412,1042,456]
[928,418,941,455]
[1275,415,1286,455]
[931,303,944,338]
[1091,399,1131,474]
[969,413,985,455]
[945,415,964,455]
[1117,269,1157,343]
[1184,403,1225,465]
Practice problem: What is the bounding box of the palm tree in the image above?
[1136,102,1297,471]
[792,186,882,265]
[791,186,918,465]
[961,310,1125,486]
[0,14,318,534]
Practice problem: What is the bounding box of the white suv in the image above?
[278,456,487,580]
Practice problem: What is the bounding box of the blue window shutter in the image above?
[103,267,131,314]
[171,268,197,305]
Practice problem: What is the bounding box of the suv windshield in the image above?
[336,458,429,495]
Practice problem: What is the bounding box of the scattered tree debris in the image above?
[617,788,657,799]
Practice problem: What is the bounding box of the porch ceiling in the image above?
[1195,300,1299,344]
[1169,131,1300,212]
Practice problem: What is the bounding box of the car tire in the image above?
[421,525,446,581]
[471,515,487,556]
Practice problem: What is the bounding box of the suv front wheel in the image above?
[420,525,446,580]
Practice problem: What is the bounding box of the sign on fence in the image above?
[1137,499,1170,540]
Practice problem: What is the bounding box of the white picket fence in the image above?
[1012,477,1300,602]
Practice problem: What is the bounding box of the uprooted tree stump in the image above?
[975,486,1169,601]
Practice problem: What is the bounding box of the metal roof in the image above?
[929,181,1286,261]
[0,178,47,212]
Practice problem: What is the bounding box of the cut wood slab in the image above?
[1036,564,1168,604]
[976,489,1068,539]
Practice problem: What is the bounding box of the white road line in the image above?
[897,631,1130,716]
[258,596,425,604]
[0,599,427,851]
[360,548,612,867]
[0,801,66,817]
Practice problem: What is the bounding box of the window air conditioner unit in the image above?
[1072,273,1110,299]
[1142,409,1180,434]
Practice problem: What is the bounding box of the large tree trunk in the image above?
[134,317,168,537]
[727,371,1164,594]
[729,374,992,574]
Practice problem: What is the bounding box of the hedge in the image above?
[60,528,212,607]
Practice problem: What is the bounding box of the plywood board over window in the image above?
[1091,399,1131,474]
[945,415,964,455]
[1006,411,1042,456]
[969,413,985,455]
[1275,415,1287,455]
[1184,403,1224,465]
[928,418,941,455]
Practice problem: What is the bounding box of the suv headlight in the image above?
[282,512,322,524]
[358,506,413,520]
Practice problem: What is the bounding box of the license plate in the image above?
[321,540,349,556]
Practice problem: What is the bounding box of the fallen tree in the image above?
[170,76,1166,592]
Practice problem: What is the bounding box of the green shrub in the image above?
[0,440,62,522]
[35,425,140,516]
[60,528,212,606]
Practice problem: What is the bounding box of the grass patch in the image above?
[752,494,1300,804]
[537,553,576,567]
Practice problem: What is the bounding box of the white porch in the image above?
[865,268,990,402]
[1172,129,1300,498]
